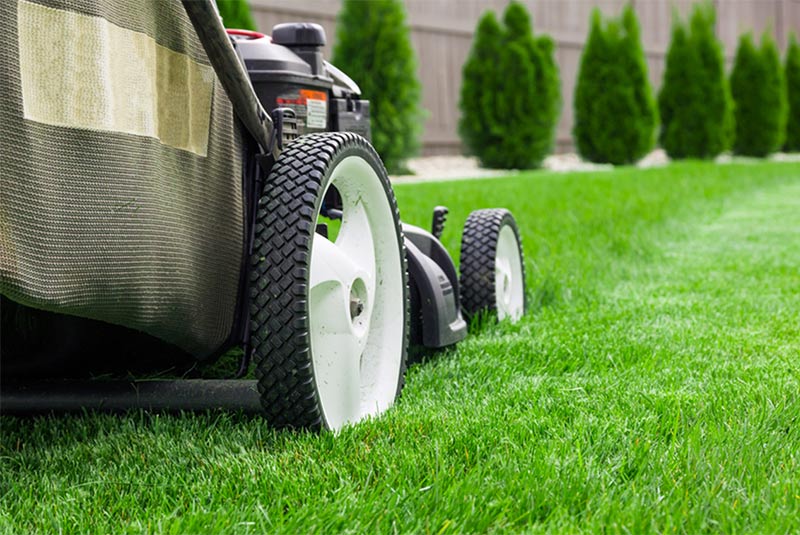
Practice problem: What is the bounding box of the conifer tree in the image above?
[620,5,658,159]
[216,0,257,31]
[573,6,657,164]
[459,12,505,165]
[783,34,800,152]
[459,2,560,169]
[573,10,608,163]
[658,4,733,159]
[497,1,560,168]
[691,5,735,152]
[658,22,703,158]
[730,32,787,156]
[332,0,422,173]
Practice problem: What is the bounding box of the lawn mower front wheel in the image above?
[459,209,526,322]
[249,132,408,431]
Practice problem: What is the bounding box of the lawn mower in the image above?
[0,0,526,430]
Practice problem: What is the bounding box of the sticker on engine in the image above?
[301,90,327,129]
[276,89,327,132]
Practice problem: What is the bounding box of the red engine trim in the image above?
[225,29,267,40]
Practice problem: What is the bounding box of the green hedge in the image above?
[459,1,560,169]
[573,6,657,165]
[332,0,422,173]
[785,34,800,152]
[730,32,787,157]
[658,4,733,159]
[216,0,257,31]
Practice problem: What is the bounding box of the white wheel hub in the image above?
[308,155,404,430]
[495,224,524,321]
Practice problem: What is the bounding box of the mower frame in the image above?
[1,0,525,423]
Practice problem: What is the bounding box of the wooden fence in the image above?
[249,0,800,155]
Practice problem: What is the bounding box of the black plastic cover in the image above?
[403,223,467,349]
[233,35,312,75]
[272,22,326,47]
[330,98,371,141]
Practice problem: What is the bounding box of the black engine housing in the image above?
[230,23,371,140]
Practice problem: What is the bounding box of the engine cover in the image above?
[230,24,371,140]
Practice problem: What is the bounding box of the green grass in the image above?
[3,160,800,534]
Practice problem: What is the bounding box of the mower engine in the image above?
[229,24,371,142]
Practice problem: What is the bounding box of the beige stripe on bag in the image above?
[17,0,215,157]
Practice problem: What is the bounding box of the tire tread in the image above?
[249,132,408,430]
[459,209,526,319]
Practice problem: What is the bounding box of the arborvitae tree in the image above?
[459,12,505,165]
[216,0,257,31]
[459,2,560,169]
[573,6,657,164]
[620,6,658,157]
[535,36,561,150]
[730,35,760,154]
[659,4,734,158]
[332,0,422,173]
[761,33,788,151]
[691,4,735,153]
[498,1,561,168]
[658,22,703,157]
[784,34,800,151]
[730,32,787,156]
[573,10,608,163]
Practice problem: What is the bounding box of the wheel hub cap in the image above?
[307,155,405,430]
[495,225,525,321]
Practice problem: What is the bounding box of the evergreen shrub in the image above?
[332,0,422,173]
[730,32,787,156]
[785,34,800,152]
[459,1,560,169]
[573,6,657,165]
[658,4,734,159]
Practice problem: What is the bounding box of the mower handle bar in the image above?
[181,0,276,157]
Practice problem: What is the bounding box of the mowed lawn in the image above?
[2,160,800,533]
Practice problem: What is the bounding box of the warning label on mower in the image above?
[305,97,327,129]
[276,89,328,132]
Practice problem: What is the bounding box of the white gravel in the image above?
[764,152,800,163]
[391,149,799,183]
[390,155,510,183]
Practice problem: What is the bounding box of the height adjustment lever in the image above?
[431,206,449,239]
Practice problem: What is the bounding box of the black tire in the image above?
[249,132,409,431]
[459,209,527,321]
